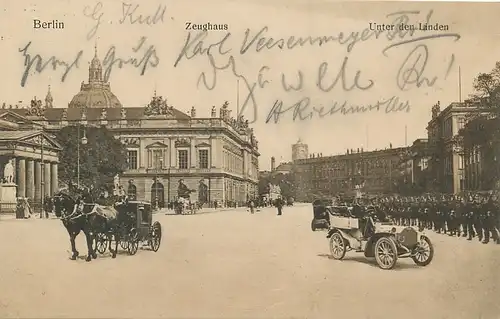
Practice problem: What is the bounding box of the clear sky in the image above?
[1,0,499,170]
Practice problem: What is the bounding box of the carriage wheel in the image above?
[127,228,139,255]
[95,233,108,254]
[150,221,162,252]
[120,240,129,250]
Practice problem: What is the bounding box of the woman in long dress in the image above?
[23,198,32,218]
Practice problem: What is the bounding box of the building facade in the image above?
[426,101,482,194]
[9,47,259,206]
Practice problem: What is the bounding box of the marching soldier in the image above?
[482,195,499,244]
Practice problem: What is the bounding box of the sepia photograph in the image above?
[0,0,499,318]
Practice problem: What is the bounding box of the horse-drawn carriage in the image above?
[94,201,162,256]
[54,190,162,262]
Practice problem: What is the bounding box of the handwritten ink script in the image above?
[83,2,103,40]
[102,36,160,82]
[173,9,461,124]
[17,37,159,87]
[83,2,167,41]
[119,3,166,25]
[18,42,83,87]
[266,96,410,124]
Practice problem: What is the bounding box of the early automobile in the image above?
[95,201,162,255]
[326,208,434,270]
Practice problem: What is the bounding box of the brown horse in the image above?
[53,191,119,261]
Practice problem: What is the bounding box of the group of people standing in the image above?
[247,196,287,216]
[347,193,500,245]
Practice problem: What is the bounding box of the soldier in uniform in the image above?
[482,194,499,244]
[458,195,468,238]
[466,196,476,241]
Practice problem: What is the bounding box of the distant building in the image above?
[274,162,292,175]
[293,146,411,201]
[292,138,308,162]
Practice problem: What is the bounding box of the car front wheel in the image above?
[374,237,398,270]
[329,232,346,260]
[412,236,434,266]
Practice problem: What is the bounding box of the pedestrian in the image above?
[276,196,284,216]
[248,198,255,214]
[23,198,32,219]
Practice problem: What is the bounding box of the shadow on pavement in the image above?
[317,253,421,270]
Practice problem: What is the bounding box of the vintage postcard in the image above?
[0,0,499,318]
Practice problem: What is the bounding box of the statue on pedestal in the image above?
[3,159,14,184]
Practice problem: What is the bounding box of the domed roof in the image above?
[68,83,122,109]
[68,45,122,109]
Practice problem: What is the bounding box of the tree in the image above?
[54,125,128,189]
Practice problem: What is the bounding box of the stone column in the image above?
[170,139,176,168]
[44,162,51,196]
[17,158,26,198]
[11,158,16,183]
[190,139,196,168]
[34,161,42,201]
[210,137,217,168]
[139,139,146,168]
[51,163,58,195]
[26,159,35,200]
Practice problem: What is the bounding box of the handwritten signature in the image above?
[83,2,166,41]
[265,96,410,124]
[18,42,83,87]
[237,10,459,55]
[102,36,160,82]
[119,3,166,25]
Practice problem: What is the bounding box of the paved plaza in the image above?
[0,204,499,319]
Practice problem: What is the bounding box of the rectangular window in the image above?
[458,154,464,170]
[178,150,188,169]
[153,149,163,168]
[127,150,138,169]
[458,117,466,130]
[198,149,209,169]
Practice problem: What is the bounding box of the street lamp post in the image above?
[40,128,44,218]
[76,125,88,188]
[154,157,163,211]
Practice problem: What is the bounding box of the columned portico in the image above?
[0,128,62,203]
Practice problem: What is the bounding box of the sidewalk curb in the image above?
[160,207,247,216]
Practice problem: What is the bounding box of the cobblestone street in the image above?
[0,204,499,318]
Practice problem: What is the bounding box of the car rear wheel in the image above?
[374,237,398,270]
[311,220,316,231]
[412,236,434,266]
[329,232,346,260]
